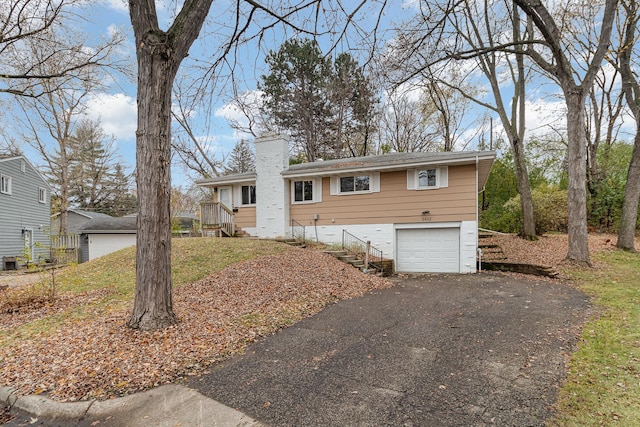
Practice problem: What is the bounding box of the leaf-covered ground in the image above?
[0,247,392,402]
[2,233,636,404]
[480,232,636,276]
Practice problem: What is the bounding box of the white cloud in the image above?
[106,24,122,38]
[523,98,567,140]
[100,0,128,13]
[214,90,263,121]
[401,0,420,10]
[214,90,266,141]
[84,93,137,141]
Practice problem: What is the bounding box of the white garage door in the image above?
[396,228,460,273]
[88,234,136,261]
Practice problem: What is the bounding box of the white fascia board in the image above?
[83,230,137,234]
[282,154,496,179]
[196,176,257,187]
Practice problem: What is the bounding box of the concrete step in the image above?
[338,255,357,263]
[348,259,365,268]
[323,250,347,257]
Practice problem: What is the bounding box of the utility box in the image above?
[3,256,17,270]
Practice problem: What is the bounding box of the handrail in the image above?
[219,203,235,237]
[290,219,305,243]
[342,230,383,273]
[200,202,235,237]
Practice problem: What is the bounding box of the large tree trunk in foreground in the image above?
[564,89,591,265]
[617,130,640,251]
[513,0,616,265]
[127,0,213,330]
[616,1,640,252]
[128,32,178,330]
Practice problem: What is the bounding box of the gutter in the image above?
[283,153,497,179]
[476,155,481,272]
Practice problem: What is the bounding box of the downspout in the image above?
[476,155,481,272]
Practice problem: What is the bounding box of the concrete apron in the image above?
[1,384,265,427]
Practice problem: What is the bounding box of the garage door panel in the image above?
[396,228,460,273]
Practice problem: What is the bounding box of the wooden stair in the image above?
[478,243,507,261]
[477,232,559,278]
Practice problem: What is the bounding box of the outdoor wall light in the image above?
[422,210,430,215]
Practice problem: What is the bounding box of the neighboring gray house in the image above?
[0,155,52,270]
[51,209,113,235]
[79,216,137,262]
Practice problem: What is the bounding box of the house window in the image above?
[340,175,370,193]
[241,185,256,205]
[39,187,46,204]
[291,179,322,203]
[1,174,11,195]
[330,173,379,195]
[21,161,26,173]
[418,169,437,188]
[407,167,448,190]
[294,180,314,202]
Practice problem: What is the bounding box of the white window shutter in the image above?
[407,169,417,190]
[371,172,380,192]
[330,176,338,195]
[315,178,323,202]
[439,166,448,188]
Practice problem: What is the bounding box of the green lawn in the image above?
[551,249,640,426]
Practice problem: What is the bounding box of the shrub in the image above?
[483,185,568,235]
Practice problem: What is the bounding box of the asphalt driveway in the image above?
[188,272,591,426]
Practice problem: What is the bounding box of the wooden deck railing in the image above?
[200,202,235,237]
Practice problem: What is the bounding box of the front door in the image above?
[219,187,232,209]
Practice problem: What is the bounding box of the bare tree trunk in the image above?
[59,187,69,235]
[616,0,640,251]
[128,39,178,330]
[513,0,616,265]
[512,137,536,238]
[617,131,640,251]
[127,0,213,330]
[565,88,591,265]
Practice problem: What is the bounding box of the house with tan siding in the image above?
[197,134,495,274]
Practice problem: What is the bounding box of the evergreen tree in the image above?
[260,39,377,162]
[328,53,378,157]
[67,118,136,216]
[225,140,255,174]
[260,38,332,162]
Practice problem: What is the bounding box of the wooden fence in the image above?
[50,234,82,265]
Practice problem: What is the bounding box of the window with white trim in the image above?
[292,179,322,203]
[418,169,437,188]
[1,174,11,195]
[407,167,448,190]
[341,175,369,192]
[330,173,380,195]
[241,185,256,205]
[294,180,313,202]
[38,187,46,203]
